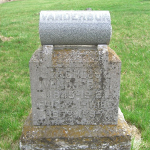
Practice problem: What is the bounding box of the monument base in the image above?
[20,108,131,150]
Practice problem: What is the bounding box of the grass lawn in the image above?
[0,0,150,149]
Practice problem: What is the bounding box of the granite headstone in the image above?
[20,10,131,150]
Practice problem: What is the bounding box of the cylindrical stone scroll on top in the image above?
[39,11,112,45]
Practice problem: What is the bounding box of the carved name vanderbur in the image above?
[41,12,110,22]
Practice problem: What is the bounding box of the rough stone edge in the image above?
[29,45,121,63]
[20,108,131,150]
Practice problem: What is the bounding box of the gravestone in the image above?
[20,11,131,150]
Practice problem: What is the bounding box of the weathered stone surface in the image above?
[39,11,112,45]
[20,108,131,150]
[29,45,121,125]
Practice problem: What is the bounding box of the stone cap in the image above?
[39,11,112,45]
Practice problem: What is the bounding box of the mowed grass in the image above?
[0,0,150,149]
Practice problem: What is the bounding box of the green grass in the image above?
[0,0,150,149]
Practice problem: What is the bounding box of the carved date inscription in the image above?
[35,66,104,125]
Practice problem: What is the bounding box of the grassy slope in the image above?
[0,0,150,149]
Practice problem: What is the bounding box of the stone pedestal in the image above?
[20,45,131,150]
[20,108,131,150]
